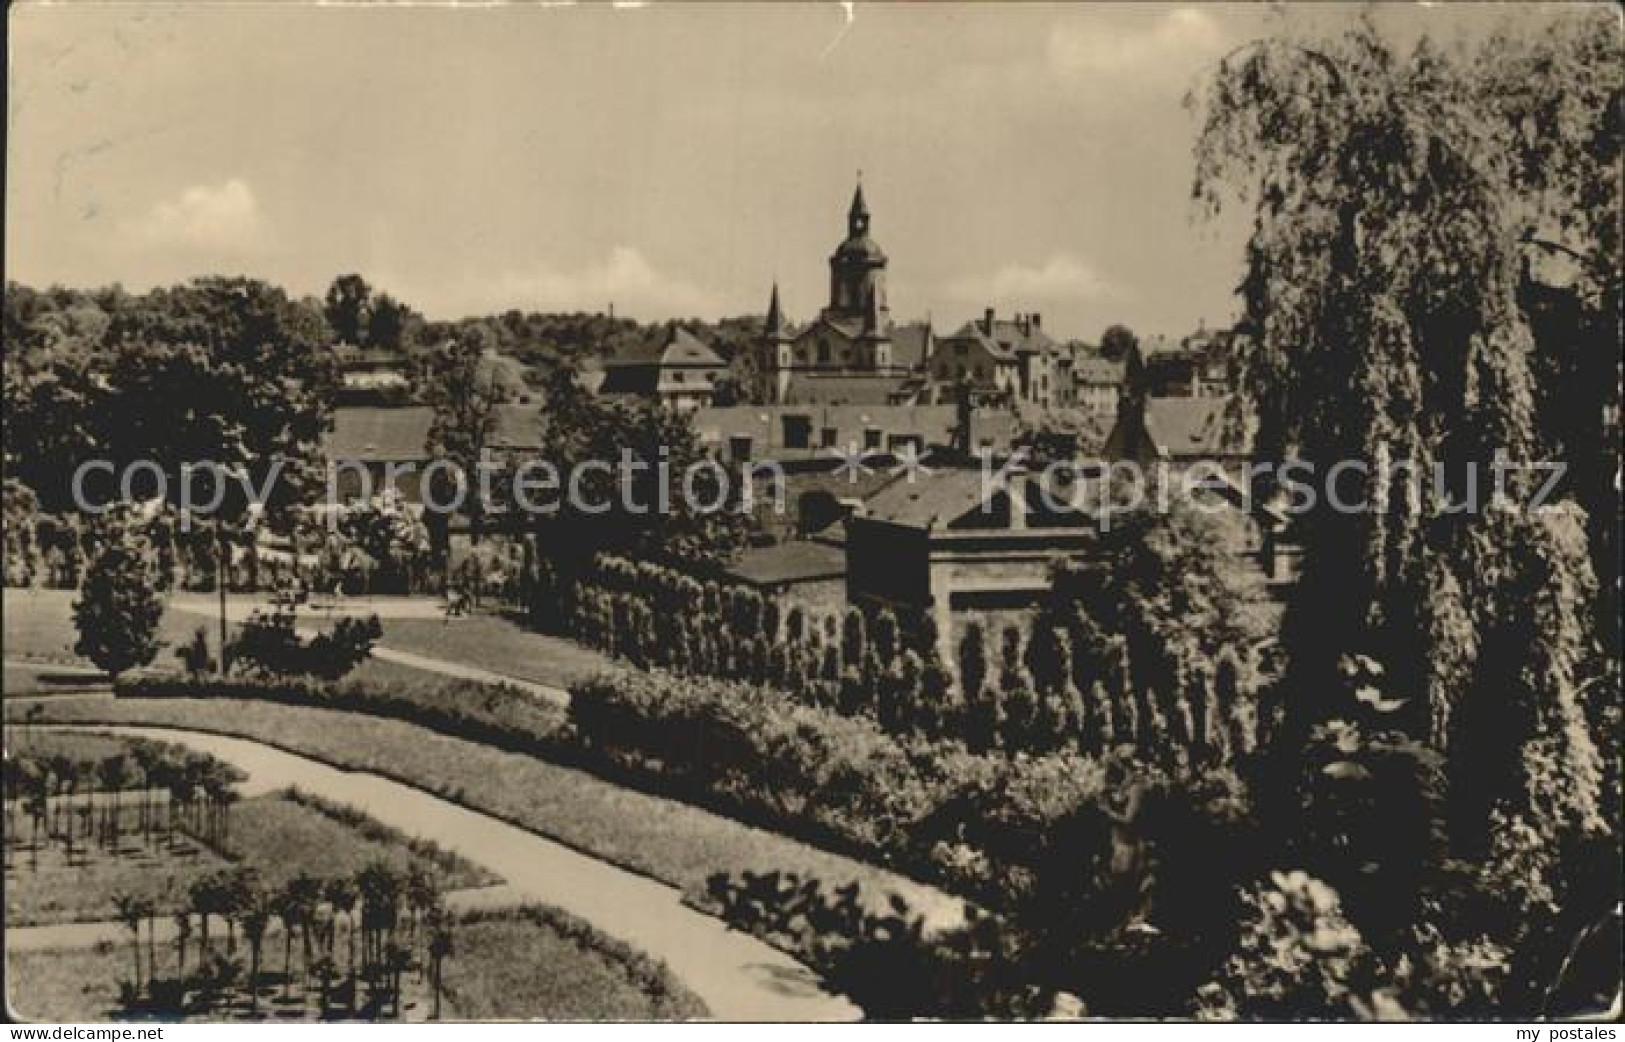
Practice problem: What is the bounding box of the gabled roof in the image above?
[937,322,1017,362]
[986,319,1057,357]
[609,326,725,369]
[804,313,865,341]
[890,321,933,369]
[861,468,992,528]
[1142,396,1252,459]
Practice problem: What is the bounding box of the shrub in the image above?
[73,535,164,680]
[568,669,944,855]
[117,671,567,758]
[227,610,381,681]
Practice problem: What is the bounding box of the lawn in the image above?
[2,589,211,669]
[1,588,490,693]
[441,906,706,1021]
[375,613,613,691]
[4,698,959,925]
[6,902,705,1022]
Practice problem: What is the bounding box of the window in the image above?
[671,371,685,383]
[783,415,812,450]
[821,426,839,447]
[863,427,883,451]
[817,340,831,364]
[728,435,754,462]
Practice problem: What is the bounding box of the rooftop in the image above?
[1141,395,1253,459]
[325,404,543,461]
[726,540,847,587]
[860,468,992,528]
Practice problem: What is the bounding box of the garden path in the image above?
[23,725,860,1021]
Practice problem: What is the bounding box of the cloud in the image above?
[1047,7,1226,82]
[473,246,725,321]
[943,253,1121,307]
[121,178,272,253]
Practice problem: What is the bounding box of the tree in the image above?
[1191,9,1614,856]
[73,537,164,682]
[366,292,417,352]
[1040,496,1270,703]
[426,906,454,1020]
[529,368,749,579]
[323,875,361,1012]
[113,892,148,993]
[324,274,373,346]
[1099,324,1138,362]
[419,334,507,545]
[238,884,272,1014]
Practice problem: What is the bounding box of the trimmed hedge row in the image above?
[540,553,1267,768]
[117,672,569,759]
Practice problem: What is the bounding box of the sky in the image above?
[5,1,1554,342]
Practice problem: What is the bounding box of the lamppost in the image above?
[216,515,230,677]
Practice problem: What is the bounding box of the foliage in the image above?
[569,668,943,856]
[1191,8,1615,779]
[3,478,41,586]
[4,278,336,517]
[72,535,164,679]
[324,274,374,346]
[1192,15,1619,1015]
[117,671,568,761]
[1201,870,1374,1020]
[316,496,432,594]
[705,871,1048,1018]
[417,333,511,539]
[528,371,749,573]
[226,609,381,682]
[1040,495,1272,700]
[1099,323,1138,362]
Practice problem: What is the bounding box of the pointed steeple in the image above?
[765,282,789,338]
[848,175,870,235]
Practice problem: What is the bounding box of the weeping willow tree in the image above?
[1190,10,1618,872]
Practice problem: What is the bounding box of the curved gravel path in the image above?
[31,725,859,1022]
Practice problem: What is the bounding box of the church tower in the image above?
[759,281,794,403]
[827,179,890,327]
[859,285,890,370]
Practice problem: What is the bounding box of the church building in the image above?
[755,181,933,406]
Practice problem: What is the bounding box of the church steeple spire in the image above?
[848,175,870,236]
[765,281,789,339]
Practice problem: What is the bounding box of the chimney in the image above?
[982,307,996,335]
